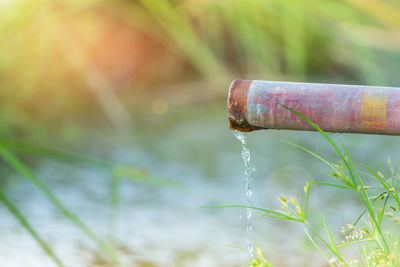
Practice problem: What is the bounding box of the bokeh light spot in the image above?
[152,98,168,115]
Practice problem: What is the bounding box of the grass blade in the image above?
[312,182,353,190]
[304,220,344,262]
[109,173,120,239]
[0,139,114,168]
[366,165,400,209]
[0,145,124,266]
[285,141,335,170]
[201,204,302,221]
[342,145,388,252]
[282,105,357,187]
[301,224,334,266]
[1,139,177,189]
[0,189,64,267]
[304,156,315,218]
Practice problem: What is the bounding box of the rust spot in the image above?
[227,80,260,132]
[228,122,256,132]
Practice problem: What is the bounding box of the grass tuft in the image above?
[207,106,400,266]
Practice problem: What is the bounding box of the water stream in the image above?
[233,130,254,260]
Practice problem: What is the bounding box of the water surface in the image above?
[1,99,400,266]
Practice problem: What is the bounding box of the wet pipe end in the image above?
[227,80,261,132]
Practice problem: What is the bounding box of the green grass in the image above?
[0,144,124,266]
[0,189,65,267]
[0,140,178,266]
[1,0,400,138]
[205,107,400,267]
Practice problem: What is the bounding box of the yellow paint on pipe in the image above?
[361,89,387,131]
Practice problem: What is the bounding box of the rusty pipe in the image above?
[228,80,400,135]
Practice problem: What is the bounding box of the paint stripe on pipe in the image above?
[361,88,387,131]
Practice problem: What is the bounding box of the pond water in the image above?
[1,97,400,267]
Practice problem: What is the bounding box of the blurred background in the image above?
[1,0,400,266]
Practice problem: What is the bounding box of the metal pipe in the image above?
[228,80,400,135]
